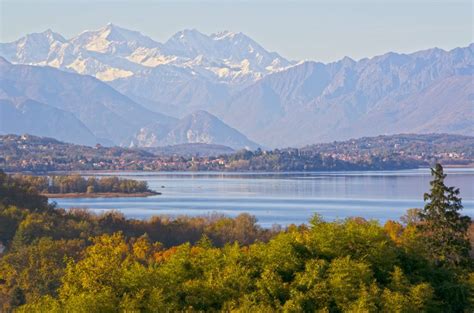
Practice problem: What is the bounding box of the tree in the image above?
[0,238,84,311]
[419,163,471,268]
[86,185,95,194]
[0,170,48,211]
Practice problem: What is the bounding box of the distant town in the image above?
[1,133,472,173]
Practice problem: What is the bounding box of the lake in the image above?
[51,168,474,227]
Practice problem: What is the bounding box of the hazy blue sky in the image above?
[1,0,472,62]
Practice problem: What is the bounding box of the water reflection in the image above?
[54,168,474,227]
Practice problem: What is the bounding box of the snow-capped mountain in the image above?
[0,24,293,117]
[0,24,293,85]
[1,25,472,148]
[164,29,292,81]
[0,29,66,64]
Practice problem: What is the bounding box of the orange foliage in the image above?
[154,246,178,263]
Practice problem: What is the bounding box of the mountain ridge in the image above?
[214,43,473,146]
[1,26,472,148]
[131,110,260,150]
[0,59,258,149]
[0,24,292,84]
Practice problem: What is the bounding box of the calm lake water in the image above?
[51,168,474,227]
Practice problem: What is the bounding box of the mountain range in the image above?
[0,57,257,149]
[1,24,472,148]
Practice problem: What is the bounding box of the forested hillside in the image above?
[0,134,474,173]
[302,133,474,157]
[0,166,472,312]
[1,133,472,173]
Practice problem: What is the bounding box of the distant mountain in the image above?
[0,29,67,64]
[131,110,260,150]
[0,24,293,117]
[349,75,474,137]
[1,26,472,148]
[0,57,174,145]
[0,98,102,146]
[164,29,292,80]
[110,64,232,117]
[0,58,259,149]
[216,45,474,147]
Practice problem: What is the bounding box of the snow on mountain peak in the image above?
[0,25,295,86]
[1,26,472,149]
[164,29,214,57]
[0,29,66,64]
[19,29,65,44]
[101,23,158,47]
[16,29,66,50]
[211,30,241,40]
[171,28,207,39]
[41,29,66,42]
[70,23,160,53]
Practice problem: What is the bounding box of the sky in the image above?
[0,0,472,62]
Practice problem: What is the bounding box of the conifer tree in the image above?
[419,163,471,267]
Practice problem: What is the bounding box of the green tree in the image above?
[0,238,84,311]
[0,170,48,211]
[327,256,374,311]
[419,163,471,268]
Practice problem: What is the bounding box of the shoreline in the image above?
[43,191,160,199]
[6,163,474,175]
